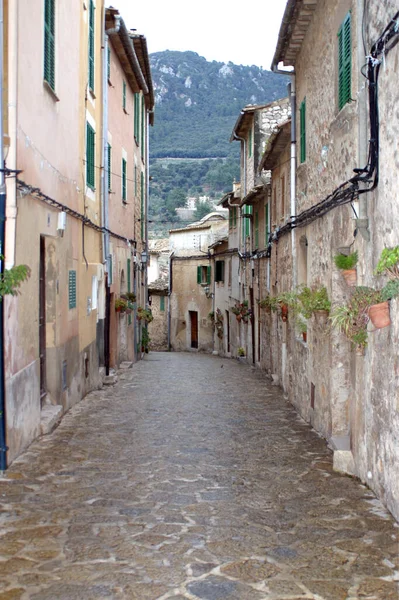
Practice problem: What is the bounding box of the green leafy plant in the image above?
[141,327,150,352]
[231,300,252,322]
[137,306,154,323]
[258,294,278,312]
[208,311,215,321]
[296,317,307,334]
[329,286,382,349]
[121,291,136,303]
[237,346,245,357]
[381,279,399,301]
[115,298,128,312]
[374,246,399,279]
[0,263,31,299]
[333,250,358,270]
[297,285,331,319]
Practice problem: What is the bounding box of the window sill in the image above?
[43,80,59,102]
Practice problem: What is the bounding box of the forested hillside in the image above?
[148,51,288,234]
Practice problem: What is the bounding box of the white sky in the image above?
[110,0,288,69]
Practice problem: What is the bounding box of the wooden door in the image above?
[39,236,46,403]
[189,311,198,348]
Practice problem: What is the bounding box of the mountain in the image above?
[149,51,288,159]
[148,51,288,235]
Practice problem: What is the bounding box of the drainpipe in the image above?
[0,0,8,471]
[5,0,16,270]
[289,77,297,290]
[356,0,369,240]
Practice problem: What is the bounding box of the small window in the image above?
[88,0,95,91]
[160,296,165,312]
[122,158,127,202]
[338,12,352,111]
[299,98,306,164]
[44,0,55,90]
[68,270,77,309]
[86,122,95,190]
[215,260,225,283]
[197,265,211,285]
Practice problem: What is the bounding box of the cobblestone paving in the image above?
[0,352,398,600]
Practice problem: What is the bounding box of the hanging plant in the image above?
[231,300,252,323]
[137,306,153,323]
[115,298,128,313]
[334,250,358,286]
[374,246,399,280]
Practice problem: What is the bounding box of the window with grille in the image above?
[88,0,95,91]
[122,158,127,202]
[86,122,95,190]
[299,98,306,164]
[44,0,55,90]
[338,12,351,111]
[68,270,77,309]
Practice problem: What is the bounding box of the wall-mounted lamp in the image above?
[204,285,214,299]
[141,250,148,267]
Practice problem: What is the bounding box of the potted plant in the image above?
[115,298,128,313]
[237,347,246,361]
[330,286,383,352]
[231,300,252,323]
[296,317,308,342]
[334,250,358,286]
[121,291,136,303]
[298,285,331,323]
[137,306,154,323]
[276,290,299,322]
[258,294,278,313]
[374,246,399,280]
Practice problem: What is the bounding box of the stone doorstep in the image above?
[119,361,133,370]
[103,374,118,386]
[40,404,63,436]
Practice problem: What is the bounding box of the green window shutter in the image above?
[197,266,202,284]
[107,44,111,80]
[207,266,211,284]
[107,144,112,191]
[44,0,55,90]
[122,158,127,201]
[141,96,145,158]
[338,13,352,111]
[160,296,165,311]
[265,202,269,245]
[254,211,259,248]
[127,259,131,292]
[68,270,77,309]
[123,80,126,110]
[140,172,144,239]
[86,122,95,189]
[88,0,95,91]
[299,98,306,164]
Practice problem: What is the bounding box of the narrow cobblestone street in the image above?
[0,352,398,600]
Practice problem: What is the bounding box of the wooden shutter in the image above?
[338,13,352,111]
[160,296,165,311]
[197,266,202,284]
[44,0,55,90]
[88,0,95,91]
[86,123,95,189]
[68,270,77,309]
[122,158,127,202]
[300,99,306,163]
[107,144,112,191]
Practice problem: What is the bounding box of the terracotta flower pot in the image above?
[236,314,242,322]
[368,301,391,329]
[342,268,357,287]
[302,331,307,342]
[313,309,329,325]
[280,304,288,322]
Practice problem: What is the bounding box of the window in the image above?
[86,122,95,190]
[107,44,111,81]
[299,98,306,164]
[197,265,211,285]
[134,93,140,142]
[123,80,126,111]
[44,0,55,90]
[160,296,165,312]
[338,12,352,111]
[107,144,112,191]
[254,210,259,248]
[68,270,77,309]
[122,158,127,202]
[88,0,95,91]
[248,126,253,158]
[215,260,225,283]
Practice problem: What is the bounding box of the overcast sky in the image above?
[111,0,288,69]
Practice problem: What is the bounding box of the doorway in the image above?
[189,311,198,349]
[39,236,46,404]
